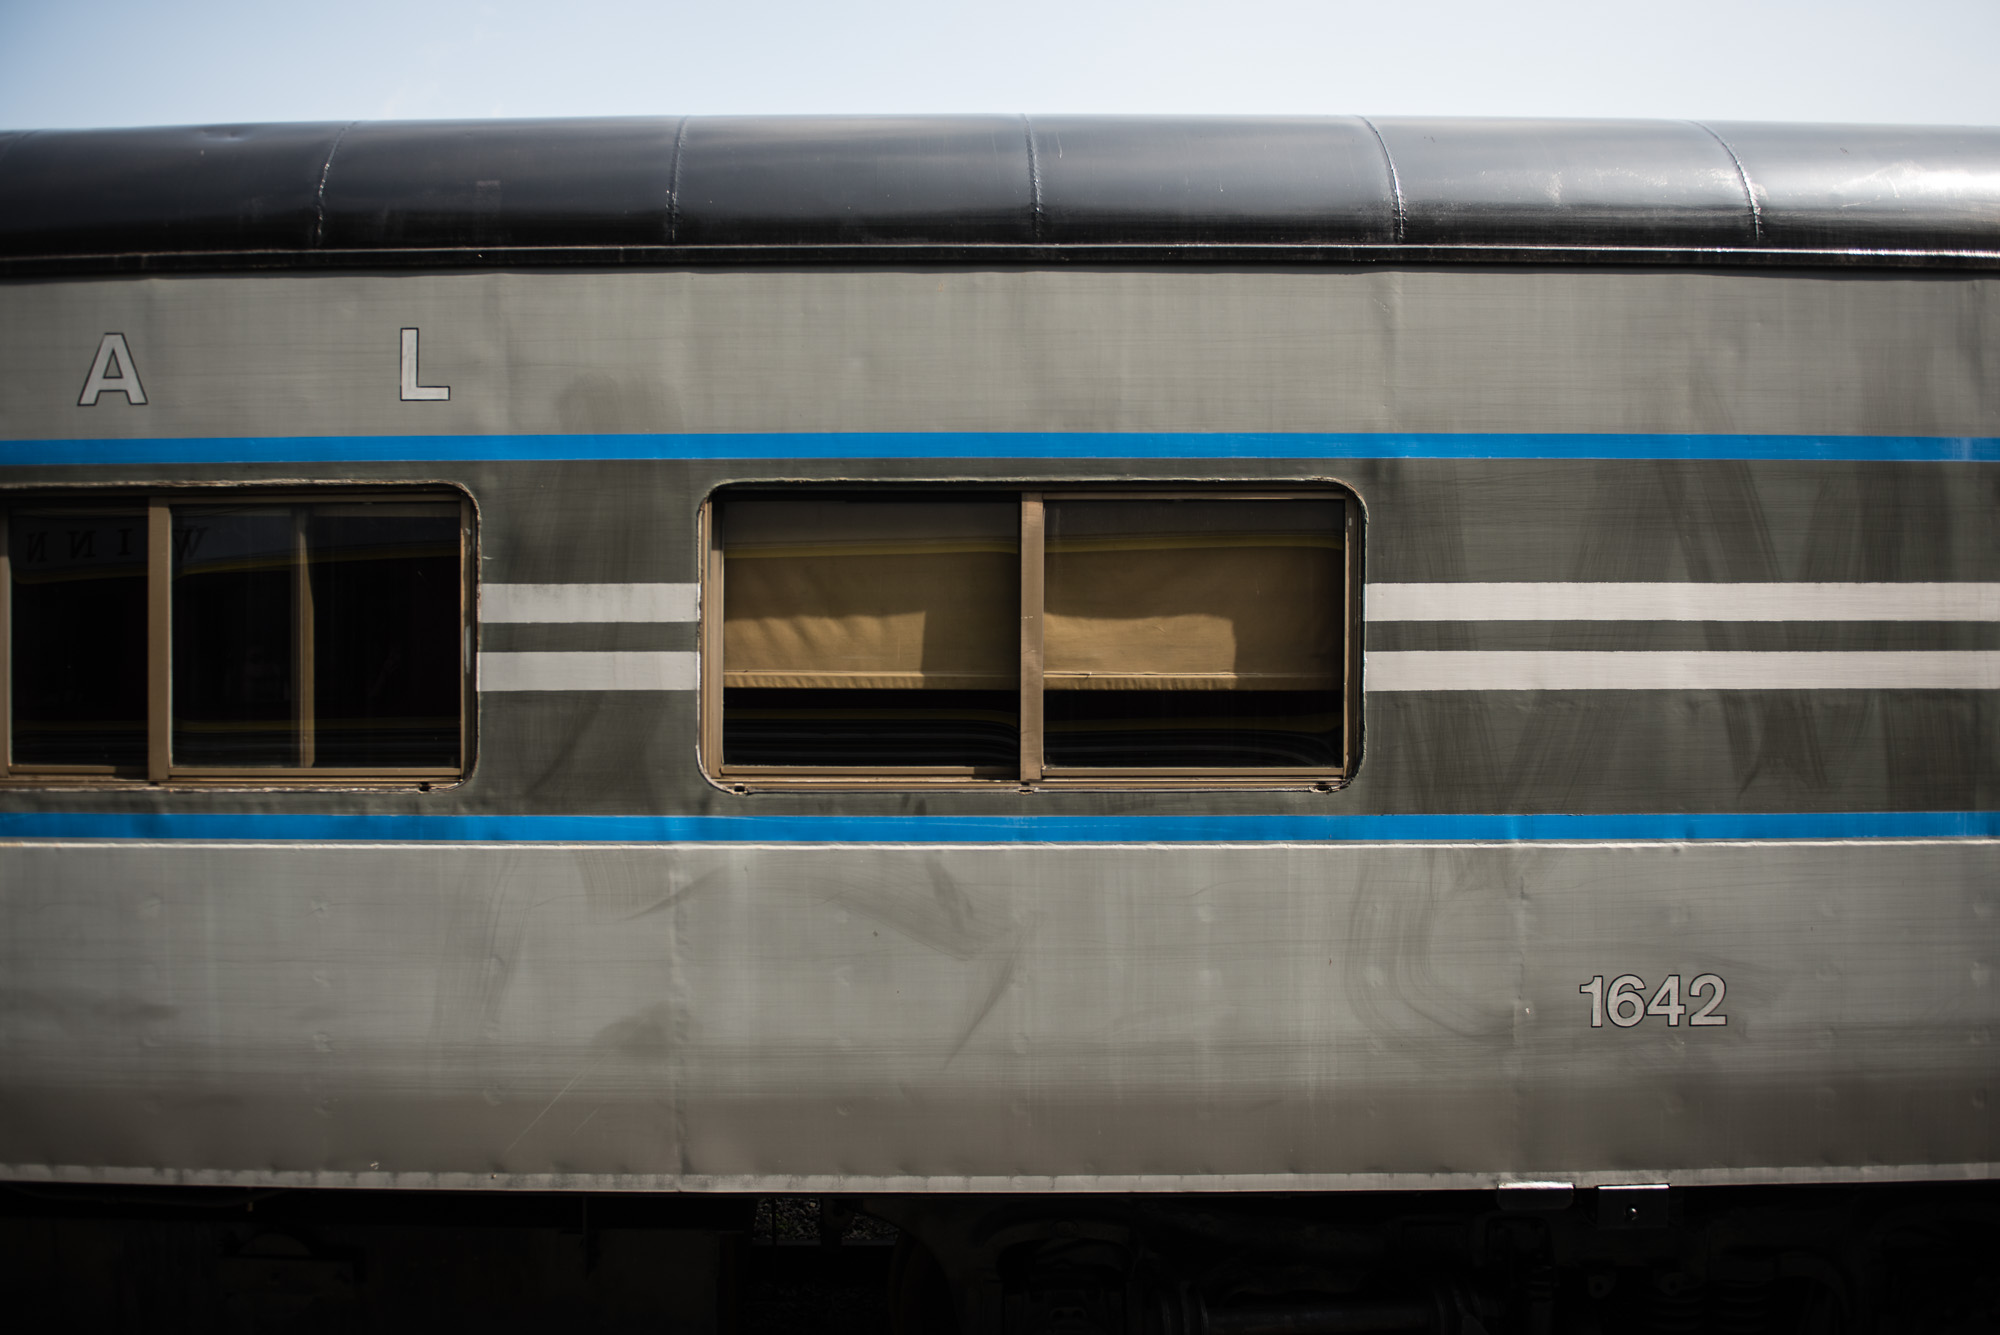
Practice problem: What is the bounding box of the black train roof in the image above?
[2,116,1996,273]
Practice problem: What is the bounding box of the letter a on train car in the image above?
[76,332,145,405]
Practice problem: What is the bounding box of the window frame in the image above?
[1,486,475,788]
[700,483,1362,791]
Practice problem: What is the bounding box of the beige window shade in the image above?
[722,499,1018,690]
[1044,500,1343,690]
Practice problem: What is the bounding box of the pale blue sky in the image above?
[2,0,1996,129]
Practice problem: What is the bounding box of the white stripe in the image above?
[1365,582,2000,622]
[483,583,697,623]
[480,651,697,691]
[1368,650,2000,691]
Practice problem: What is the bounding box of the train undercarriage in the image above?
[7,1181,1997,1333]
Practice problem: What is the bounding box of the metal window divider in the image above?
[0,509,10,773]
[146,497,172,783]
[293,506,316,769]
[1019,493,1045,785]
[1345,497,1360,779]
[700,499,725,776]
[461,496,475,777]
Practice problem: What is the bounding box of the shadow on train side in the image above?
[4,1182,1997,1333]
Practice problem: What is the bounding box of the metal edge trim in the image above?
[5,1161,1996,1194]
[7,242,2000,277]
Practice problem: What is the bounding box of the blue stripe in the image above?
[1,811,1994,843]
[3,432,1998,467]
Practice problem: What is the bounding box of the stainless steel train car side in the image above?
[2,118,1996,1330]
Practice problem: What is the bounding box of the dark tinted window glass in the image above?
[1042,498,1343,769]
[720,495,1017,769]
[1044,690,1343,767]
[170,501,461,769]
[308,505,461,766]
[724,687,1018,767]
[171,508,297,766]
[9,511,148,767]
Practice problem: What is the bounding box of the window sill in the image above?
[711,771,1348,794]
[2,772,464,792]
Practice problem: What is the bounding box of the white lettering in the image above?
[77,333,147,405]
[1582,973,1729,1028]
[399,327,450,402]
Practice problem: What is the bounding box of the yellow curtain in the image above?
[1044,496,1343,691]
[721,497,1343,693]
[722,500,1017,689]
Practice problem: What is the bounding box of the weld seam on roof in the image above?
[1359,117,1406,244]
[309,122,357,250]
[0,129,32,180]
[666,115,690,245]
[1022,115,1045,242]
[1691,120,1763,244]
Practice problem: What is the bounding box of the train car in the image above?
[1,116,1997,1331]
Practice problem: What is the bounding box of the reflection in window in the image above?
[5,493,464,781]
[8,511,149,768]
[171,502,462,768]
[171,508,296,765]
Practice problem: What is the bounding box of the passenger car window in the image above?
[704,488,1357,788]
[5,507,149,768]
[1043,499,1346,770]
[718,495,1020,771]
[3,493,469,785]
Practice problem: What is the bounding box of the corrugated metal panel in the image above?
[1369,117,1754,247]
[318,118,684,250]
[1712,121,2000,250]
[2,116,1996,271]
[0,122,347,257]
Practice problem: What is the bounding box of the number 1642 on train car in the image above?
[1581,973,1729,1028]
